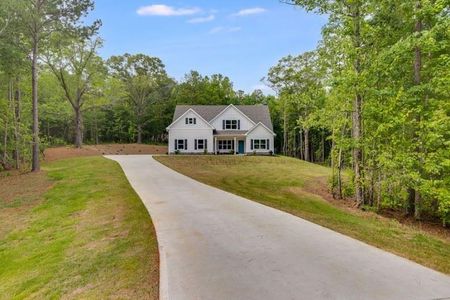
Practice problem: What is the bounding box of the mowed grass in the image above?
[155,155,450,274]
[0,157,158,299]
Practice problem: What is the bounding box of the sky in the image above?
[87,0,327,94]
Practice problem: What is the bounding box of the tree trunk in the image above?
[94,107,99,144]
[31,36,40,172]
[74,106,83,148]
[2,81,11,169]
[376,173,382,211]
[406,188,416,215]
[337,147,343,199]
[304,128,310,162]
[137,123,142,144]
[321,130,325,163]
[13,77,21,169]
[353,94,363,206]
[299,129,304,160]
[352,4,364,206]
[412,0,423,220]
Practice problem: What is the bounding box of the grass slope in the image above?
[0,157,158,299]
[155,155,450,274]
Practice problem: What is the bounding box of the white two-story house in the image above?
[166,104,275,155]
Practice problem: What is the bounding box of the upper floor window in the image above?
[223,119,240,130]
[185,117,196,125]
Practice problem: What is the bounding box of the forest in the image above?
[0,0,449,225]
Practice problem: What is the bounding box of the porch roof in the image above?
[214,130,247,136]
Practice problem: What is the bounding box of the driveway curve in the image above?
[106,155,450,300]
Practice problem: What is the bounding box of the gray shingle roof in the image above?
[172,105,273,131]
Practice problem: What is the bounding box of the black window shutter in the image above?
[237,120,240,130]
[251,139,254,150]
[185,139,188,150]
[194,118,196,125]
[204,139,207,150]
[195,139,197,150]
[185,118,188,124]
[175,139,178,150]
[267,139,269,150]
[222,120,225,129]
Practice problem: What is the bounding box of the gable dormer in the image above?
[210,105,255,131]
[166,108,214,130]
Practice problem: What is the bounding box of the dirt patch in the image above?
[302,175,450,241]
[44,144,168,162]
[378,208,450,241]
[0,170,53,239]
[0,171,53,205]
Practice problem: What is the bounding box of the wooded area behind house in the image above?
[0,0,449,225]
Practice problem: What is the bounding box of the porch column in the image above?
[214,137,217,155]
[234,137,237,155]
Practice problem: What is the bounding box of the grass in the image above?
[155,155,450,275]
[0,157,158,299]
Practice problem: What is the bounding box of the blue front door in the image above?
[238,140,245,154]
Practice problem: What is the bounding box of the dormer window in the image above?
[223,120,240,130]
[185,117,196,125]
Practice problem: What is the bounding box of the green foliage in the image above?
[271,0,450,225]
[172,70,237,105]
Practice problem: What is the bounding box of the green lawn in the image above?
[0,157,158,299]
[155,155,450,274]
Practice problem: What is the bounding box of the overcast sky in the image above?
[88,0,326,94]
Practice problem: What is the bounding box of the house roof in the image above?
[172,105,273,130]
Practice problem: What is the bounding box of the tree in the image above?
[286,0,372,205]
[44,37,105,148]
[107,53,170,144]
[0,0,30,170]
[18,0,99,171]
[172,71,236,105]
[266,51,326,160]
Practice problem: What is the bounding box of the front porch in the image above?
[213,131,246,155]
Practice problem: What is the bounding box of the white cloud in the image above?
[232,7,267,17]
[251,84,275,95]
[209,26,241,34]
[228,27,241,32]
[209,26,224,34]
[188,14,215,24]
[137,4,200,16]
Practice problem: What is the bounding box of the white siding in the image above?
[245,124,274,154]
[168,110,214,153]
[210,106,254,130]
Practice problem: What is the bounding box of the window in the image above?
[222,120,240,130]
[195,139,207,150]
[174,139,187,150]
[185,117,196,125]
[251,139,269,150]
[218,140,234,150]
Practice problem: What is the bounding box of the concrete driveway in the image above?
[106,155,450,300]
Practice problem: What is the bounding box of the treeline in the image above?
[0,1,273,171]
[1,0,448,225]
[268,0,449,225]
